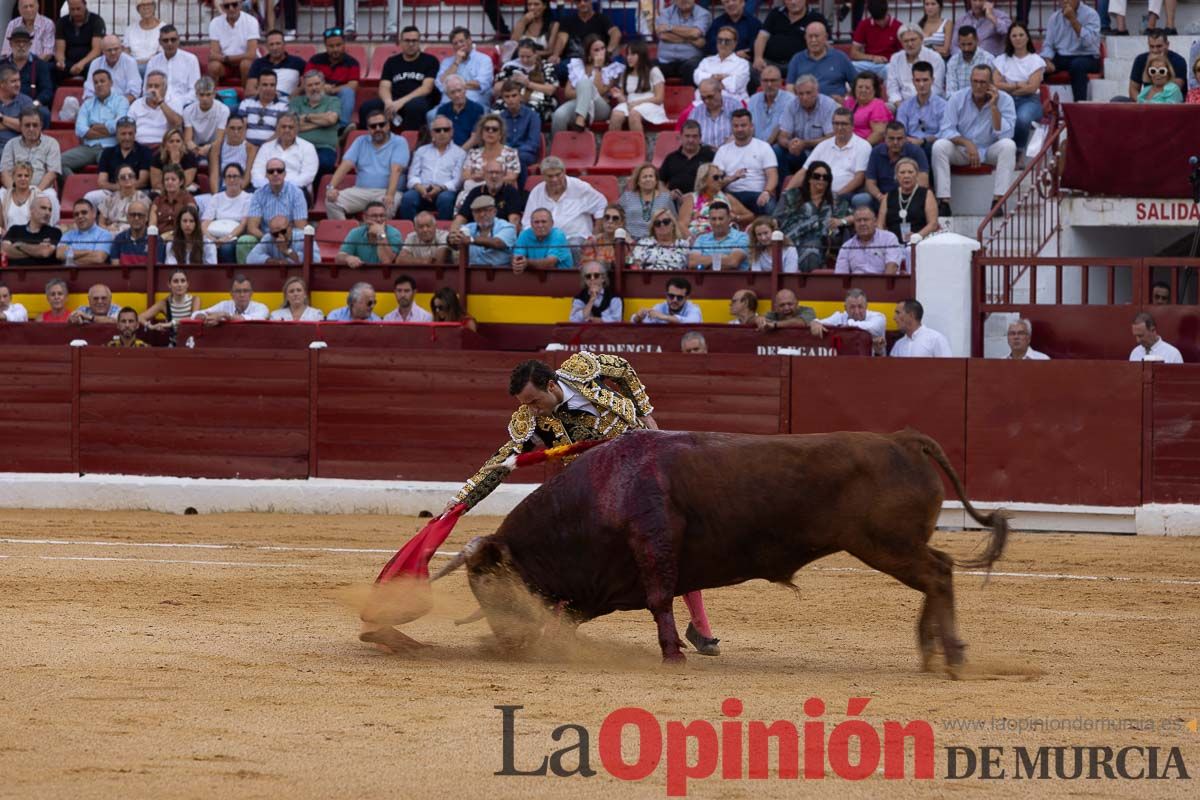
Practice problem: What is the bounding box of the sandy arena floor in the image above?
[1,509,1198,799]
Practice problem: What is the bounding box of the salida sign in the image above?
[1135,202,1200,222]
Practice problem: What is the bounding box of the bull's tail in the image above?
[913,432,1009,572]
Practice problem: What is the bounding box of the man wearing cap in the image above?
[448,194,516,268]
[1,0,55,61]
[1,27,52,125]
[61,67,128,176]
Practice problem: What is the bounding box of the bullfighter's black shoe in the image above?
[686,623,721,656]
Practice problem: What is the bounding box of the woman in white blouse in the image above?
[992,22,1045,154]
[552,34,623,133]
[124,1,163,76]
[631,208,690,271]
[608,40,666,133]
[270,276,325,321]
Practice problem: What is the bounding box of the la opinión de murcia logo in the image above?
[496,700,1192,796]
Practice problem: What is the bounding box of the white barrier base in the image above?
[1,473,1197,536]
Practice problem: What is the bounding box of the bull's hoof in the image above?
[662,651,687,666]
[359,625,429,653]
[686,623,722,657]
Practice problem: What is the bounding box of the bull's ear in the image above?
[466,538,511,572]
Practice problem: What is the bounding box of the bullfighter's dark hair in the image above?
[900,298,924,321]
[509,360,556,395]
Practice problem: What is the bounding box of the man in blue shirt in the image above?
[449,194,515,267]
[779,74,837,174]
[705,0,759,61]
[434,74,484,147]
[110,200,150,265]
[896,62,946,168]
[326,108,409,220]
[326,282,382,321]
[0,65,33,149]
[631,276,704,324]
[656,0,711,81]
[748,66,797,155]
[512,208,573,272]
[238,158,308,263]
[687,202,750,270]
[57,198,113,263]
[1040,0,1101,102]
[246,217,306,265]
[335,201,403,267]
[435,27,494,108]
[61,67,128,176]
[865,121,930,207]
[786,22,856,101]
[497,81,539,184]
[932,64,1016,215]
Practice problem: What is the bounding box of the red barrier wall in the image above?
[0,347,74,473]
[1147,364,1200,504]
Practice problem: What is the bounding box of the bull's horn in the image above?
[453,607,487,626]
[431,536,484,582]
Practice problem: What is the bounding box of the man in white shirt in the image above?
[208,0,260,85]
[127,71,182,146]
[521,156,607,245]
[398,116,466,221]
[694,25,751,103]
[632,276,704,324]
[885,24,945,110]
[182,77,229,161]
[383,274,433,322]
[714,108,778,214]
[193,275,270,325]
[810,288,887,340]
[145,26,200,111]
[1129,312,1184,363]
[787,107,871,208]
[0,282,29,322]
[888,298,952,357]
[1004,317,1049,360]
[250,112,317,190]
[84,36,141,103]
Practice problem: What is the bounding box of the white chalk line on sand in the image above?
[1,537,1198,586]
[0,553,305,568]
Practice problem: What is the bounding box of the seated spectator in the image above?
[655,0,710,82]
[850,0,902,77]
[449,195,516,267]
[945,25,995,94]
[0,281,28,322]
[661,120,715,200]
[714,109,779,215]
[107,306,148,347]
[336,200,403,268]
[207,0,259,85]
[521,156,606,245]
[993,23,1045,150]
[202,162,252,263]
[250,112,317,190]
[458,113,519,212]
[399,116,466,221]
[920,0,953,58]
[2,194,59,264]
[1137,54,1182,104]
[786,22,856,100]
[453,160,524,230]
[681,331,708,353]
[85,35,140,104]
[57,198,112,264]
[747,216,800,273]
[193,275,270,324]
[3,0,54,61]
[140,268,200,339]
[705,0,758,61]
[679,162,753,238]
[836,205,903,274]
[151,128,197,192]
[246,29,306,97]
[0,160,52,233]
[896,61,945,166]
[579,203,625,267]
[495,79,542,184]
[1150,281,1172,305]
[163,206,215,265]
[38,277,70,321]
[609,40,666,132]
[503,0,557,62]
[436,27,495,109]
[5,27,53,124]
[245,214,305,265]
[383,274,433,322]
[786,108,871,208]
[553,0,622,69]
[239,159,308,262]
[150,164,190,236]
[631,276,703,324]
[777,159,847,271]
[866,121,930,206]
[1129,29,1187,101]
[54,0,105,83]
[1129,311,1183,363]
[696,25,751,103]
[932,64,1016,215]
[877,157,937,246]
[109,200,151,263]
[128,71,182,146]
[755,0,829,74]
[436,74,487,146]
[953,0,1008,57]
[99,165,152,232]
[305,27,360,130]
[359,26,438,132]
[631,207,689,271]
[618,163,673,240]
[183,77,229,164]
[68,282,117,324]
[888,298,951,357]
[209,113,256,193]
[495,45,559,129]
[60,68,124,178]
[886,24,946,109]
[810,288,887,340]
[728,288,761,326]
[685,78,741,150]
[91,119,152,209]
[145,25,198,111]
[758,288,816,330]
[239,70,289,146]
[689,201,750,270]
[1040,0,1101,103]
[553,34,622,133]
[397,211,452,264]
[1,109,60,216]
[845,72,891,145]
[431,286,477,332]
[325,109,408,221]
[512,207,572,272]
[327,282,381,322]
[289,71,339,179]
[569,260,622,323]
[0,66,34,150]
[1003,317,1049,360]
[777,74,838,178]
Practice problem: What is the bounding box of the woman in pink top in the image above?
[1187,57,1200,104]
[844,72,892,145]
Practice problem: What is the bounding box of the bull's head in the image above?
[465,538,550,651]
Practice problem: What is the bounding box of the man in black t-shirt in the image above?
[2,195,62,266]
[53,0,104,82]
[660,120,716,198]
[452,161,524,229]
[553,0,622,63]
[754,0,830,72]
[95,119,153,200]
[358,26,440,131]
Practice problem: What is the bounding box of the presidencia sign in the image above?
[546,325,874,356]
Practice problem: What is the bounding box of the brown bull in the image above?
[439,429,1008,676]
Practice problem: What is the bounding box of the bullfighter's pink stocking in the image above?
[683,591,713,638]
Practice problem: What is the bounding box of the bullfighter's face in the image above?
[515,380,563,416]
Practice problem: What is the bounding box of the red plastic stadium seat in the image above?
[344,45,369,73]
[548,131,597,173]
[288,44,318,63]
[476,46,501,71]
[524,175,543,192]
[591,131,647,176]
[316,219,357,261]
[424,45,455,63]
[44,129,80,153]
[61,174,99,222]
[663,85,695,122]
[50,86,83,129]
[342,129,369,155]
[366,46,401,82]
[394,220,415,237]
[402,130,419,153]
[311,174,333,220]
[580,174,620,204]
[651,131,681,168]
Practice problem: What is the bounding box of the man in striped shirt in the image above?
[685,79,742,149]
[238,69,289,145]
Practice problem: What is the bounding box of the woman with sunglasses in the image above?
[495,39,559,122]
[98,165,151,233]
[678,162,752,239]
[992,23,1044,151]
[631,208,690,271]
[845,72,891,146]
[552,34,623,132]
[746,217,800,273]
[775,160,845,273]
[579,204,625,267]
[608,40,667,133]
[1138,54,1182,104]
[431,286,477,332]
[618,163,673,240]
[458,114,520,214]
[569,261,622,323]
[269,276,324,321]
